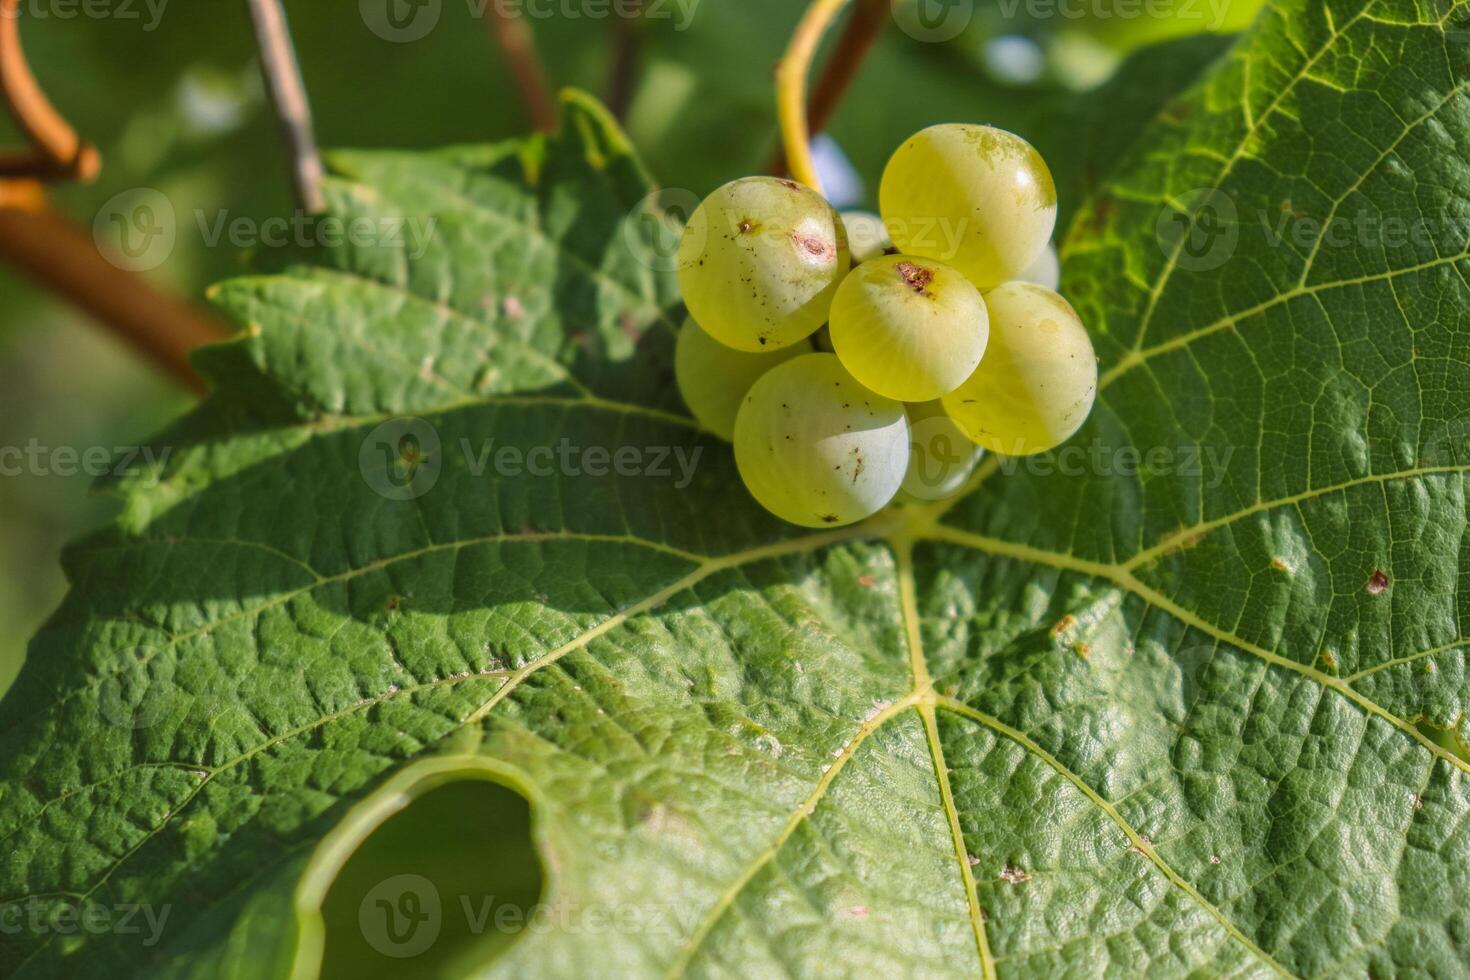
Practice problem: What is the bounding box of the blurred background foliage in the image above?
[0,0,1258,695]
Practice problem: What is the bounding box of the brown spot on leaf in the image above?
[999,865,1031,884]
[856,574,877,589]
[1367,569,1390,595]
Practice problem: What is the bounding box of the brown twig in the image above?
[768,0,888,178]
[0,184,227,393]
[0,0,99,181]
[0,2,226,392]
[605,0,644,120]
[246,0,326,213]
[486,0,557,132]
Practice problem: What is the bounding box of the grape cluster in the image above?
[674,123,1097,528]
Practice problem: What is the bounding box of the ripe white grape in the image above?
[675,318,809,441]
[901,400,984,501]
[677,177,849,352]
[942,282,1096,455]
[828,254,988,402]
[734,353,909,527]
[840,211,892,264]
[1019,242,1060,291]
[879,124,1056,289]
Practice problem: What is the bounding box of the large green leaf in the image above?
[5,0,1470,972]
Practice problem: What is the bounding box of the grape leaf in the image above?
[5,0,1470,972]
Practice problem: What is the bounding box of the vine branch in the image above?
[0,0,98,181]
[605,0,645,120]
[774,0,855,192]
[768,0,887,179]
[246,0,325,214]
[486,0,558,132]
[0,184,226,394]
[0,0,225,392]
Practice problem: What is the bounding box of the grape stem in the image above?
[775,0,854,193]
[767,0,887,179]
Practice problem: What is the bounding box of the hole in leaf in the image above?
[318,777,544,979]
[1416,720,1470,765]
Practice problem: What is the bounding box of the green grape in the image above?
[942,282,1096,455]
[675,317,810,441]
[677,177,849,351]
[879,124,1056,289]
[840,210,892,264]
[1019,242,1060,291]
[901,400,984,501]
[734,353,909,527]
[828,254,988,402]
